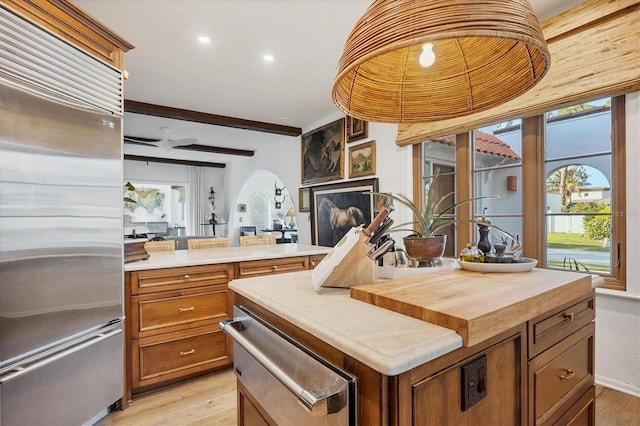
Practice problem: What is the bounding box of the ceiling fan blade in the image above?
[163,137,198,148]
[123,136,160,147]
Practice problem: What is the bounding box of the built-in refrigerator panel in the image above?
[0,77,123,364]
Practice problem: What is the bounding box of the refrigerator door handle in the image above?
[0,326,122,384]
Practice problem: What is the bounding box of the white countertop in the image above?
[229,270,463,376]
[124,243,331,271]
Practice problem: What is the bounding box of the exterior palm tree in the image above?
[547,165,589,210]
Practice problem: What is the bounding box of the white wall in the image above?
[594,92,640,397]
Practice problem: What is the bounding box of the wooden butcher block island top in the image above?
[350,268,593,347]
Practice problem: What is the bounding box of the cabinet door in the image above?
[411,335,521,425]
[553,386,595,426]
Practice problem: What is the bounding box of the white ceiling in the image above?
[74,0,585,166]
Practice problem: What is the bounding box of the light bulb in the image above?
[419,43,436,68]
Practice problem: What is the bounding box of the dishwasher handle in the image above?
[220,317,347,416]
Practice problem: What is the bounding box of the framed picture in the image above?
[310,178,379,246]
[299,188,310,212]
[349,140,376,178]
[301,119,344,185]
[346,115,368,143]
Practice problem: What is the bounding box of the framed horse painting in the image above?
[301,119,344,185]
[310,178,378,246]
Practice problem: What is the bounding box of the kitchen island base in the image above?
[232,285,595,425]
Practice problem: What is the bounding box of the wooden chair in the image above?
[144,240,176,252]
[187,238,230,250]
[238,234,276,247]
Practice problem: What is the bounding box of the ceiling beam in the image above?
[124,100,302,137]
[175,144,254,156]
[124,137,254,156]
[124,154,225,168]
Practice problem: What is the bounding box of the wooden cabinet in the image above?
[234,289,596,426]
[4,0,133,70]
[527,292,595,426]
[126,264,234,399]
[124,254,324,402]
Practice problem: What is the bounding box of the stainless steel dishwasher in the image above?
[220,306,357,425]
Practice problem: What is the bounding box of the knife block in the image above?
[312,230,376,289]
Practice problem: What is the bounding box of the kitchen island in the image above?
[122,243,329,404]
[229,267,598,425]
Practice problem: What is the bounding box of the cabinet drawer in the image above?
[309,254,326,269]
[553,386,595,426]
[236,256,309,278]
[529,323,594,426]
[131,264,232,295]
[528,292,594,358]
[132,325,231,390]
[131,286,229,338]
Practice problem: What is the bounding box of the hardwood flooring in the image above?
[98,369,639,425]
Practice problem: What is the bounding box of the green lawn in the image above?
[546,232,608,252]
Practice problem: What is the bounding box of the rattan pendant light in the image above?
[332,0,551,123]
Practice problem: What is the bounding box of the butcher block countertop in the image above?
[350,268,593,347]
[124,243,330,271]
[230,266,597,375]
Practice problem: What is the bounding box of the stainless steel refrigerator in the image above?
[0,6,124,425]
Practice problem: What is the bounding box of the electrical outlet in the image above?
[461,354,487,411]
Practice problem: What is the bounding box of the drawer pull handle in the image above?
[183,274,191,280]
[560,369,575,380]
[311,261,316,268]
[272,265,278,271]
[180,349,196,356]
[563,312,575,322]
[178,306,195,312]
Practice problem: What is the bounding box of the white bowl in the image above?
[456,257,538,273]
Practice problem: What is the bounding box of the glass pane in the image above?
[475,167,522,216]
[544,97,612,275]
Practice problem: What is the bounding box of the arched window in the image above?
[250,192,268,233]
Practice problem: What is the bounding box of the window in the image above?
[250,192,268,233]
[417,96,627,291]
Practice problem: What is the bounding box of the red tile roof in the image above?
[431,130,521,160]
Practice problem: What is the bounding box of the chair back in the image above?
[238,234,276,247]
[187,238,230,250]
[144,240,176,252]
[240,226,257,236]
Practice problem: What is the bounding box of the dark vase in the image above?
[477,224,492,254]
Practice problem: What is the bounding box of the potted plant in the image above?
[370,173,517,265]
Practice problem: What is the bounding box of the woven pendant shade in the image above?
[332,0,551,123]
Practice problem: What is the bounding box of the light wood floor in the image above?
[98,368,639,425]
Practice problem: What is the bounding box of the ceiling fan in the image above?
[124,126,197,149]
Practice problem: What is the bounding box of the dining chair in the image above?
[238,234,276,247]
[143,240,176,252]
[187,238,231,250]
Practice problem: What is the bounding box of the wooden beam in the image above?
[124,100,302,137]
[175,144,253,157]
[124,154,225,168]
[124,137,254,156]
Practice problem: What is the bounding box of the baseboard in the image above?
[596,375,640,398]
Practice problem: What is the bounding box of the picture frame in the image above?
[349,140,376,178]
[346,115,368,143]
[310,178,379,246]
[301,119,344,185]
[299,188,310,212]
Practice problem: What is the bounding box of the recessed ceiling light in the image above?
[263,55,275,62]
[197,36,210,44]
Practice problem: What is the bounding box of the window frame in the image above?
[414,95,627,291]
